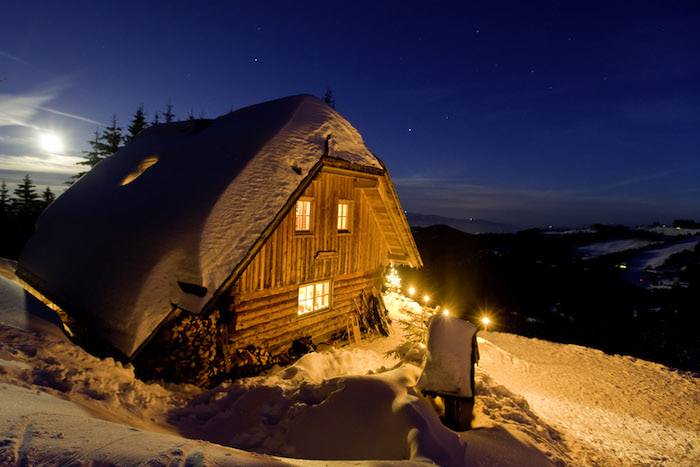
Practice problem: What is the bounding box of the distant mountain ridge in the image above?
[405,212,519,234]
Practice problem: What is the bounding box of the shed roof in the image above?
[17,95,420,357]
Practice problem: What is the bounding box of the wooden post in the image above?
[346,312,361,345]
[443,396,474,431]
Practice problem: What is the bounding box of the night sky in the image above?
[2,1,699,229]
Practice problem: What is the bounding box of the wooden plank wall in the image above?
[231,170,390,352]
[237,171,388,292]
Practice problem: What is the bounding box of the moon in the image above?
[40,133,63,153]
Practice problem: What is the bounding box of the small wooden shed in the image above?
[17,95,422,385]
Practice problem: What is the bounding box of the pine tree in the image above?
[126,104,148,142]
[153,111,160,125]
[41,186,56,210]
[0,179,12,257]
[96,114,123,156]
[13,174,39,219]
[384,265,402,293]
[69,115,122,185]
[0,179,10,219]
[323,87,336,109]
[163,99,175,123]
[68,128,102,184]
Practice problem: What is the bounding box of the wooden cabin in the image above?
[17,95,421,386]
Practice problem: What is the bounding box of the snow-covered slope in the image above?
[479,332,700,465]
[576,239,658,258]
[622,237,700,285]
[1,280,697,466]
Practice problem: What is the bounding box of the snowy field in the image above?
[576,239,658,258]
[1,277,698,466]
[621,238,700,285]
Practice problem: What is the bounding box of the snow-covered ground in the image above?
[646,227,700,237]
[576,239,658,258]
[479,333,699,465]
[1,278,698,465]
[619,238,699,287]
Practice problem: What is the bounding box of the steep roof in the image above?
[17,95,420,358]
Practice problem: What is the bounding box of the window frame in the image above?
[337,199,352,234]
[297,280,332,315]
[295,197,314,233]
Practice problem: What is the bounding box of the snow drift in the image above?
[2,276,696,465]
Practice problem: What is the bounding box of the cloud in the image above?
[0,91,57,129]
[0,153,82,175]
[0,80,103,130]
[0,134,32,145]
[595,169,679,192]
[34,105,103,126]
[391,176,674,227]
[0,50,29,66]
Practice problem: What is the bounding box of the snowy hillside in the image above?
[0,277,698,466]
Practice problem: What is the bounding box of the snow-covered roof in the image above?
[17,95,406,358]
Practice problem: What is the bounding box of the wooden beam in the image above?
[353,179,378,189]
[315,250,339,260]
[388,254,410,263]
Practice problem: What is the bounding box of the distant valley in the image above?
[397,223,700,372]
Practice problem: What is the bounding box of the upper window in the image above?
[295,199,312,232]
[337,201,350,231]
[121,156,159,186]
[298,280,331,315]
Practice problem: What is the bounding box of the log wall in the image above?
[233,267,383,355]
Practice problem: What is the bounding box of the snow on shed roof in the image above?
[17,95,385,357]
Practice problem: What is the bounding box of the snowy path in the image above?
[479,332,700,466]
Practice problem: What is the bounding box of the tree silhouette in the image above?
[163,99,175,123]
[323,87,336,109]
[0,179,10,219]
[96,114,123,156]
[69,128,102,184]
[126,104,148,142]
[41,186,56,210]
[13,174,39,219]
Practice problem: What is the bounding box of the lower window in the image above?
[298,280,331,315]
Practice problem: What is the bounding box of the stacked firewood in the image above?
[353,289,391,337]
[136,309,226,387]
[227,336,317,378]
[228,345,286,377]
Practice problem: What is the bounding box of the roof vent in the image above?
[121,156,159,186]
[177,281,207,297]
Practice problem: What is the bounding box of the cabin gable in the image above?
[231,167,390,356]
[237,169,389,293]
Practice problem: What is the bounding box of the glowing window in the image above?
[298,281,331,315]
[295,199,312,231]
[337,201,350,231]
[121,156,159,186]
